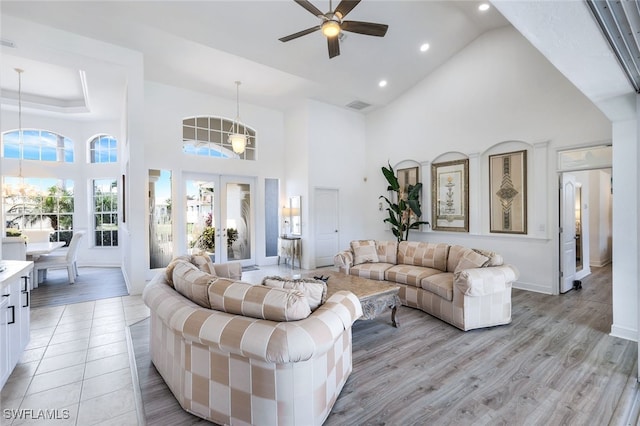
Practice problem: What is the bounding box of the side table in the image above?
[278,236,301,269]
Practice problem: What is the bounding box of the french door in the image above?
[185,174,254,266]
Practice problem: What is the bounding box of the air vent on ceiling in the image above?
[346,100,371,110]
[1,39,16,48]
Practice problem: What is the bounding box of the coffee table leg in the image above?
[391,305,399,327]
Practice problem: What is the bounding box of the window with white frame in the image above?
[92,179,118,247]
[89,134,117,163]
[182,116,256,160]
[2,129,74,162]
[3,176,75,246]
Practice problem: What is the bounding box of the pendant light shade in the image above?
[229,81,247,155]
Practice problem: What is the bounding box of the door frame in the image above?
[313,187,340,269]
[559,172,577,293]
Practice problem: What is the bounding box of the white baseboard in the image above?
[513,281,553,294]
[611,324,638,342]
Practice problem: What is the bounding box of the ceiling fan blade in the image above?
[328,36,340,58]
[334,0,361,19]
[279,26,321,42]
[294,0,324,17]
[341,21,388,37]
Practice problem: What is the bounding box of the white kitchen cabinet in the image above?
[0,260,33,390]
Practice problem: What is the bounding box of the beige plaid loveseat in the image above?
[143,255,362,426]
[334,241,518,331]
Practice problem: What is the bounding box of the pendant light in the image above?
[228,81,248,155]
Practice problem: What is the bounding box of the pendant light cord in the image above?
[15,68,24,178]
[235,80,241,133]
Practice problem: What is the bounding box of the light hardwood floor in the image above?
[129,263,638,425]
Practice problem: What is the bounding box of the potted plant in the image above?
[379,162,429,242]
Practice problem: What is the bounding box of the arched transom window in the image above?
[89,134,118,163]
[182,116,256,160]
[2,129,74,162]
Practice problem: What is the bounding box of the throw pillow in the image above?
[190,253,217,275]
[454,250,490,273]
[164,256,192,287]
[261,276,327,310]
[472,248,504,267]
[172,261,216,308]
[350,240,379,265]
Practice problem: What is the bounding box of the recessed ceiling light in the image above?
[478,3,490,11]
[378,80,387,88]
[420,43,430,52]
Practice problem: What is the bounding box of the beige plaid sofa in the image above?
[334,241,518,331]
[143,255,362,426]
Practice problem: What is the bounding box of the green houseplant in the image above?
[379,162,429,242]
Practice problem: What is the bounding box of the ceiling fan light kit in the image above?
[322,20,341,38]
[280,0,388,59]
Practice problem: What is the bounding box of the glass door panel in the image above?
[185,175,254,266]
[224,180,251,262]
[185,178,218,260]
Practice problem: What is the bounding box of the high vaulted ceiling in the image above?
[0,1,510,120]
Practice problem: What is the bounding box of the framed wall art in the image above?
[489,150,527,234]
[431,159,469,232]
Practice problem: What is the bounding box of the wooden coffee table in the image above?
[307,270,401,327]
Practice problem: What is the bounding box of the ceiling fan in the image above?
[279,0,388,59]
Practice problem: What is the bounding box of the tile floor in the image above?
[1,295,150,426]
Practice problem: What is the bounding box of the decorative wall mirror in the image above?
[290,196,301,236]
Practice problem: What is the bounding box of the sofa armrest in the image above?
[454,265,519,297]
[212,261,242,280]
[143,276,362,364]
[334,250,354,273]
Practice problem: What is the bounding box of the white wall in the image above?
[143,81,286,276]
[283,100,368,268]
[612,118,639,340]
[588,170,612,267]
[363,26,612,295]
[306,100,367,267]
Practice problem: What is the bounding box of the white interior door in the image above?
[560,173,577,293]
[314,188,339,267]
[185,174,254,266]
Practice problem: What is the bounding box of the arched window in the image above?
[89,134,117,163]
[2,129,74,162]
[182,116,256,160]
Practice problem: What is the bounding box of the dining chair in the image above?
[33,231,85,284]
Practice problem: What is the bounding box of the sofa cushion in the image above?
[351,240,379,265]
[212,262,242,280]
[420,272,454,302]
[398,241,449,270]
[261,276,327,310]
[208,278,311,321]
[472,248,504,267]
[375,241,398,264]
[350,263,394,281]
[172,261,215,308]
[385,264,442,287]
